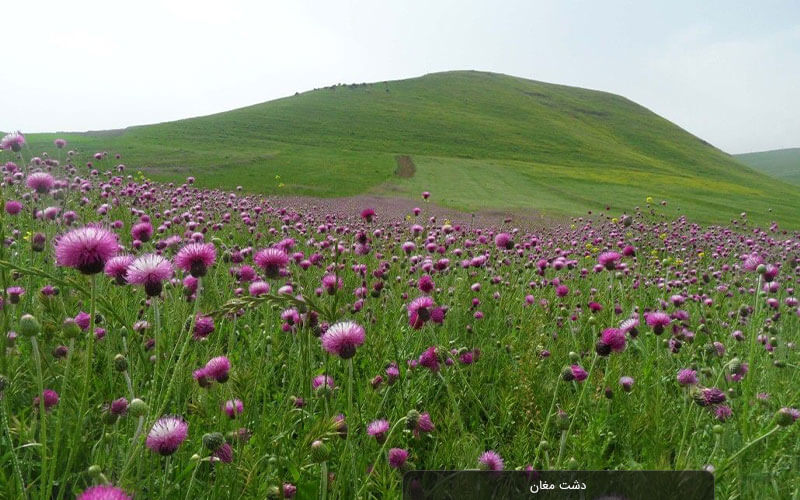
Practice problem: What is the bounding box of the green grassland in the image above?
[736,148,800,185]
[21,71,800,226]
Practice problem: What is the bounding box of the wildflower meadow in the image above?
[0,132,798,498]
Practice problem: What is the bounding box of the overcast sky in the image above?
[2,0,798,154]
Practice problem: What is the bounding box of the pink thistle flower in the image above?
[367,419,390,443]
[694,387,726,407]
[223,399,244,418]
[388,448,409,469]
[175,242,216,277]
[418,275,435,294]
[418,346,440,372]
[203,356,231,383]
[562,364,588,382]
[212,442,234,463]
[248,280,270,296]
[282,483,297,498]
[1,131,25,152]
[321,274,343,294]
[54,138,67,149]
[598,251,621,270]
[742,254,763,272]
[75,311,91,330]
[715,405,733,422]
[408,296,435,329]
[321,321,366,359]
[494,232,513,250]
[253,247,289,279]
[77,485,132,500]
[360,208,375,222]
[645,311,671,335]
[146,416,188,456]
[130,221,153,243]
[5,200,22,215]
[105,255,134,284]
[416,412,434,434]
[478,450,504,471]
[54,226,120,274]
[677,369,698,386]
[26,172,55,194]
[193,315,215,339]
[110,397,129,416]
[33,389,59,411]
[126,254,173,296]
[312,375,335,391]
[596,327,626,356]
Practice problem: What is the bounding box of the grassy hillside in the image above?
[735,148,800,185]
[19,70,800,226]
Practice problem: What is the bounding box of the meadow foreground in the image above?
[0,137,798,499]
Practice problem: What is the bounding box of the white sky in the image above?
[2,0,798,154]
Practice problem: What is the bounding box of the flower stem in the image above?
[556,353,597,468]
[46,338,74,499]
[717,425,781,477]
[1,395,27,499]
[31,336,48,500]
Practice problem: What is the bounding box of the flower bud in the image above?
[62,318,81,339]
[113,354,128,372]
[203,432,225,451]
[19,314,41,337]
[129,398,148,417]
[310,440,330,463]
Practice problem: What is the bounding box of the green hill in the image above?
[735,148,800,185]
[20,70,800,226]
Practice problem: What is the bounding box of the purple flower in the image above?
[193,314,215,339]
[1,131,25,152]
[77,485,132,500]
[54,226,119,274]
[596,327,626,355]
[677,369,698,386]
[253,247,289,278]
[321,321,365,359]
[494,232,513,250]
[418,346,440,372]
[130,221,154,243]
[126,254,173,296]
[223,399,244,418]
[598,251,621,270]
[175,242,217,277]
[104,255,135,284]
[367,419,390,443]
[645,312,671,335]
[388,448,409,469]
[146,416,188,456]
[26,172,55,194]
[33,389,59,411]
[478,450,504,471]
[312,375,335,391]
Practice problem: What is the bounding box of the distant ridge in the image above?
[735,147,800,185]
[23,70,800,226]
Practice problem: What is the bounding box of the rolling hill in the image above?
[735,148,800,185]
[19,70,800,226]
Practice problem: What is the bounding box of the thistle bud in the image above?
[310,440,330,463]
[129,398,148,417]
[556,409,570,430]
[19,314,41,337]
[114,354,128,372]
[406,409,420,430]
[62,318,81,339]
[203,432,225,451]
